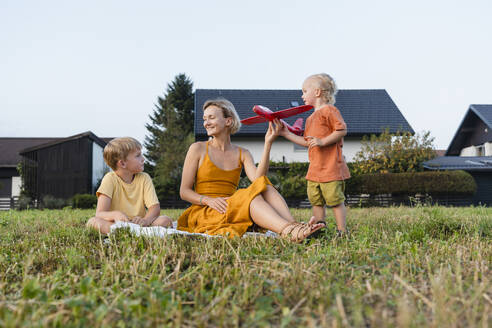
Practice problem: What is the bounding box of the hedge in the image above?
[345,170,476,195]
[72,194,98,209]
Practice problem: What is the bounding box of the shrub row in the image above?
[345,170,476,195]
[17,193,98,210]
[269,162,476,198]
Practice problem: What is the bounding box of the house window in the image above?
[294,143,307,152]
[290,101,299,107]
[477,145,485,156]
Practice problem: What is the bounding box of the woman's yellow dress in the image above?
[178,142,271,237]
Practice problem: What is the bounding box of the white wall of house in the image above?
[485,142,492,156]
[460,145,479,157]
[460,143,492,157]
[232,138,362,163]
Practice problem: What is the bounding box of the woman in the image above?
[178,98,323,242]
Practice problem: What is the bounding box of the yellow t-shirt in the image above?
[96,171,159,219]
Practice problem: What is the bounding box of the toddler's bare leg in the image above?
[308,205,326,225]
[151,215,173,228]
[86,217,113,235]
[332,203,347,231]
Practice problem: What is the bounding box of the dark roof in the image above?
[423,156,492,172]
[471,105,492,128]
[20,131,108,154]
[194,89,414,138]
[0,138,60,167]
[446,104,492,155]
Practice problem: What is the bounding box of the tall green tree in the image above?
[351,129,436,175]
[144,73,194,199]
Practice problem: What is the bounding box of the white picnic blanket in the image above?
[110,221,278,238]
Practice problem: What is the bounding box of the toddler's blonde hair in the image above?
[307,73,338,105]
[103,137,142,170]
[203,98,242,134]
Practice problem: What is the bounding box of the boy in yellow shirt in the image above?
[86,137,172,234]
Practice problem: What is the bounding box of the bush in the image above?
[279,175,307,198]
[72,194,97,209]
[17,195,32,210]
[346,170,476,195]
[351,129,436,174]
[41,195,66,209]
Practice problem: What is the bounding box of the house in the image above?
[19,131,111,202]
[423,105,492,206]
[0,137,60,208]
[194,89,414,162]
[446,104,492,156]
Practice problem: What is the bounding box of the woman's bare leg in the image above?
[86,217,113,235]
[250,195,290,233]
[250,194,324,236]
[261,185,295,222]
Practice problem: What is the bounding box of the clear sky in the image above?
[2,0,491,149]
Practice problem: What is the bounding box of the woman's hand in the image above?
[203,196,229,214]
[265,120,281,144]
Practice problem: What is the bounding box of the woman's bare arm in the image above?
[243,121,280,181]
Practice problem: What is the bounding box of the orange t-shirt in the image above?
[304,105,351,182]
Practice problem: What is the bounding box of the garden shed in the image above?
[19,131,110,202]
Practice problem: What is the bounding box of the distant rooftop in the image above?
[423,156,492,171]
[0,133,114,168]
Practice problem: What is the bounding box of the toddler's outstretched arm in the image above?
[276,119,309,147]
[305,129,347,148]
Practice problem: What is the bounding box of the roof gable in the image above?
[194,89,414,138]
[446,104,492,155]
[0,138,60,167]
[20,131,107,154]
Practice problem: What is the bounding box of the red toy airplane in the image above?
[240,105,313,136]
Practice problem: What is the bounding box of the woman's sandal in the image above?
[280,222,323,243]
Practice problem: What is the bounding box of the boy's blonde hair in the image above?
[203,98,242,134]
[103,137,142,170]
[308,73,338,105]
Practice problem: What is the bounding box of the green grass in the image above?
[1,206,492,327]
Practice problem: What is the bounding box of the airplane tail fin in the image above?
[293,118,303,129]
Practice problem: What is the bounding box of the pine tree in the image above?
[144,73,194,198]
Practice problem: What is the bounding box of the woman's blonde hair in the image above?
[103,137,142,170]
[307,73,338,105]
[203,98,242,134]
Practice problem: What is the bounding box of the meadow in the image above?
[0,206,491,327]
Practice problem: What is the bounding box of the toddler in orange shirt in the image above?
[279,73,350,235]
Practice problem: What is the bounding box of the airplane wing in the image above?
[271,105,313,119]
[240,115,268,125]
